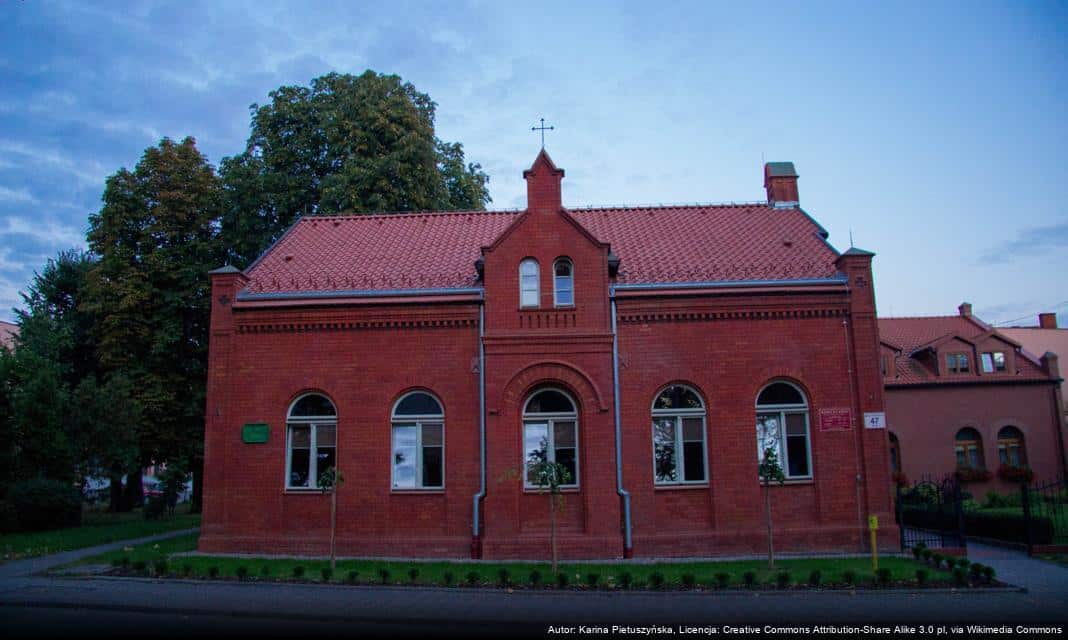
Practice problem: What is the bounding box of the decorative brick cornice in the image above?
[618,307,847,325]
[236,317,477,334]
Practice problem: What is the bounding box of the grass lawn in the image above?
[77,533,971,590]
[1,505,200,563]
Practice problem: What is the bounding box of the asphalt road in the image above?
[1,531,1066,638]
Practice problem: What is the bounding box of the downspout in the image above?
[843,317,867,552]
[471,302,486,558]
[610,290,634,558]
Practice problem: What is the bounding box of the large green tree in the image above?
[85,136,224,512]
[219,70,490,266]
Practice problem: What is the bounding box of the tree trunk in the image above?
[550,492,558,575]
[190,457,203,514]
[330,488,337,571]
[108,467,124,513]
[123,467,144,511]
[765,480,774,570]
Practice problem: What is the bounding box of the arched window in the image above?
[955,427,985,470]
[997,426,1026,468]
[651,385,707,484]
[888,432,902,473]
[519,258,539,308]
[553,258,574,306]
[755,381,812,479]
[286,393,337,489]
[522,388,578,489]
[391,391,444,489]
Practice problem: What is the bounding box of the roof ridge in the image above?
[570,201,770,211]
[879,314,963,321]
[306,209,523,221]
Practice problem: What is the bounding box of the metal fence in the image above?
[895,476,966,550]
[1022,476,1068,555]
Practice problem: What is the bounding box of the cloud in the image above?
[0,216,86,251]
[0,140,109,189]
[0,186,38,204]
[979,221,1068,264]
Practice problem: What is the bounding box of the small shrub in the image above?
[715,572,730,589]
[119,556,131,568]
[681,573,695,588]
[921,548,933,562]
[378,568,390,585]
[208,566,220,579]
[648,572,665,589]
[555,572,569,588]
[442,570,454,586]
[132,560,147,574]
[876,568,892,585]
[346,570,359,585]
[953,568,967,586]
[497,568,510,587]
[808,569,822,587]
[181,563,193,577]
[143,495,167,520]
[619,572,633,589]
[6,478,81,532]
[152,558,167,575]
[110,558,123,568]
[235,566,249,581]
[292,565,305,579]
[320,567,333,582]
[970,563,984,579]
[982,565,995,583]
[931,553,944,569]
[776,571,790,589]
[915,569,928,586]
[259,565,271,579]
[743,571,756,588]
[529,570,542,587]
[843,569,857,586]
[467,571,481,586]
[957,558,971,572]
[911,546,923,560]
[408,568,420,584]
[587,572,601,588]
[943,557,956,570]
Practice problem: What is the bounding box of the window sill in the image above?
[760,478,814,486]
[391,488,446,495]
[523,487,580,494]
[654,483,709,491]
[284,488,326,494]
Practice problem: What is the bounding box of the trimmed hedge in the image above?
[900,505,1054,545]
[4,478,82,532]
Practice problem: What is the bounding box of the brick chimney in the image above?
[524,149,564,214]
[1039,313,1058,329]
[764,162,799,208]
[958,302,972,317]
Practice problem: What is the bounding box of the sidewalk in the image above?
[0,527,198,579]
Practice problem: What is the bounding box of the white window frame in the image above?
[981,351,1006,373]
[390,391,445,490]
[553,257,574,307]
[519,258,540,308]
[522,389,579,490]
[755,382,813,481]
[651,385,707,485]
[285,393,338,491]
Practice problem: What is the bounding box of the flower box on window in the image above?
[953,466,992,483]
[996,464,1033,483]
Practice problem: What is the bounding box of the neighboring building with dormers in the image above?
[879,305,1066,492]
[201,151,895,559]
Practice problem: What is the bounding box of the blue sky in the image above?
[1,1,1065,326]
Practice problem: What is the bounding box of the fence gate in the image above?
[1022,476,1068,555]
[895,477,966,550]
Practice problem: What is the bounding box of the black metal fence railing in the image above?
[1021,476,1067,555]
[895,476,966,550]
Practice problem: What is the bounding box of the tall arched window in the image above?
[651,385,707,484]
[519,258,539,308]
[286,393,337,489]
[888,432,902,473]
[955,427,985,470]
[997,426,1026,468]
[755,381,812,479]
[391,391,444,489]
[522,388,578,489]
[553,258,574,306]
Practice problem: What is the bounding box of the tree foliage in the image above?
[219,70,490,266]
[85,136,223,499]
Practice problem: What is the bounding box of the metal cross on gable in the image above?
[531,117,554,148]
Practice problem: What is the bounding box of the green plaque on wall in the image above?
[242,423,269,444]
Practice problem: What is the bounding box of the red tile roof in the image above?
[878,315,1050,385]
[241,204,842,297]
[0,321,17,351]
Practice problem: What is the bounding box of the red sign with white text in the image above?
[819,408,852,432]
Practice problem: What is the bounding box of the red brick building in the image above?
[879,306,1066,493]
[200,151,896,559]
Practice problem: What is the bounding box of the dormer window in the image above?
[946,352,970,374]
[981,351,1006,373]
[553,258,574,306]
[519,258,539,308]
